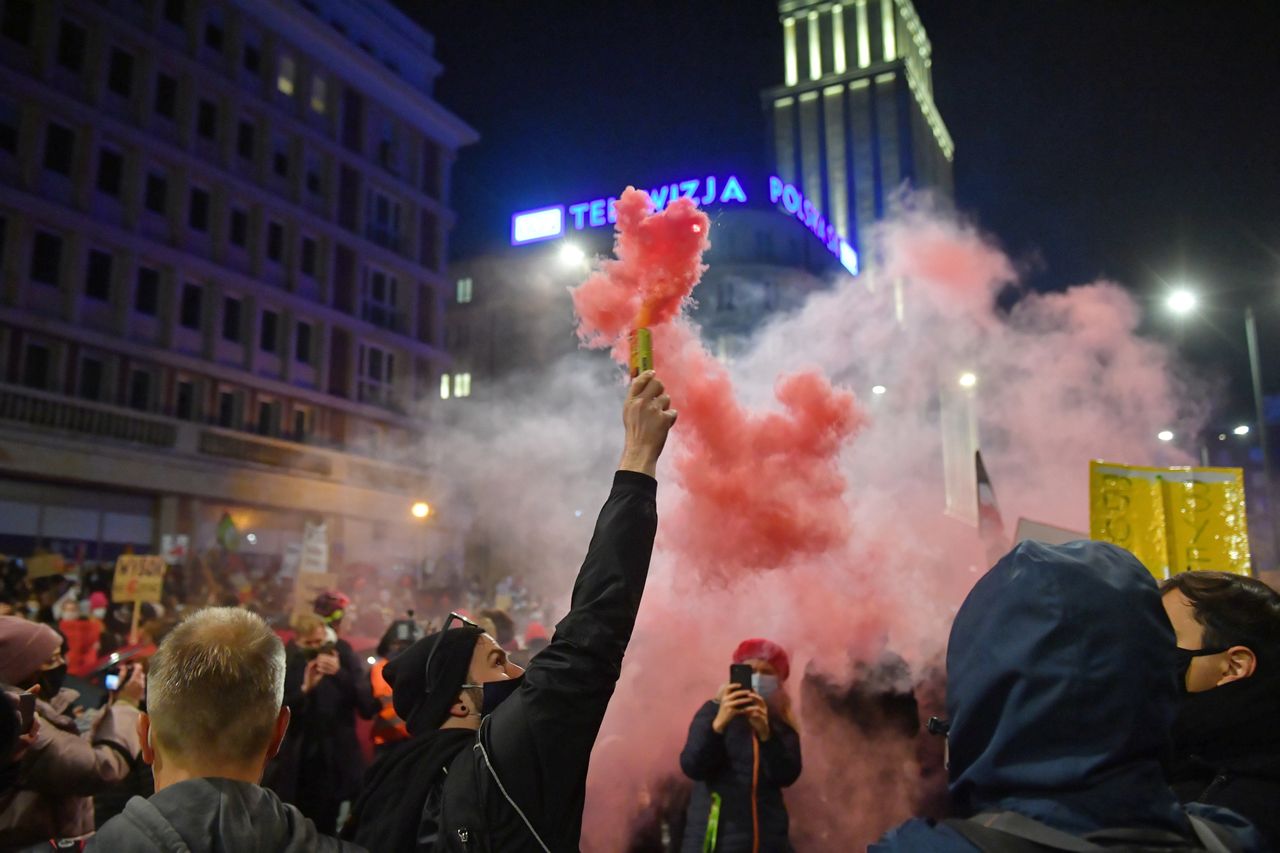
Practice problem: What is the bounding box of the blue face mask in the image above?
[752,672,779,699]
[463,674,524,716]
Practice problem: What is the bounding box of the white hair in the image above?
[147,607,286,764]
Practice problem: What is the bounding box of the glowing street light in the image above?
[958,372,978,389]
[558,243,585,267]
[411,501,431,519]
[1166,288,1198,316]
[1157,430,1175,442]
[871,384,887,396]
[1233,424,1251,436]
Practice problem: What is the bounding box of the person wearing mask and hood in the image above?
[343,370,676,852]
[871,541,1262,853]
[1162,571,1280,851]
[0,616,144,847]
[680,638,803,853]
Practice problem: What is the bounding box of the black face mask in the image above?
[37,664,68,698]
[463,674,524,717]
[1172,646,1230,694]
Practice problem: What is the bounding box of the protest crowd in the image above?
[0,372,1278,852]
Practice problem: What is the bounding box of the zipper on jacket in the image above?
[751,733,760,853]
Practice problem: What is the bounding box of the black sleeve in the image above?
[337,640,380,720]
[482,470,657,841]
[281,653,309,715]
[759,720,802,787]
[679,702,728,781]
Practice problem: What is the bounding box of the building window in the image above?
[229,208,248,247]
[108,48,135,97]
[260,310,278,352]
[85,249,112,300]
[30,231,62,286]
[57,20,87,72]
[128,368,151,411]
[358,344,394,405]
[216,388,236,427]
[439,373,450,400]
[236,120,255,159]
[300,236,317,277]
[77,356,103,400]
[203,18,223,51]
[310,75,327,113]
[276,54,295,95]
[361,267,397,329]
[292,406,310,439]
[1,0,35,46]
[175,379,195,419]
[144,172,168,214]
[242,43,260,74]
[188,187,210,231]
[0,98,17,153]
[95,147,123,196]
[266,220,284,262]
[153,72,177,119]
[453,373,472,398]
[295,321,312,363]
[377,118,397,171]
[43,122,75,175]
[256,400,279,436]
[365,188,401,249]
[272,139,289,177]
[21,342,50,389]
[306,165,323,196]
[163,0,185,27]
[222,296,241,342]
[134,266,159,315]
[196,99,218,140]
[179,282,202,329]
[456,277,473,304]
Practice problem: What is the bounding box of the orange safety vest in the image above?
[370,658,410,747]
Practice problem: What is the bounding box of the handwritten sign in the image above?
[1090,461,1251,579]
[112,555,167,603]
[293,571,337,618]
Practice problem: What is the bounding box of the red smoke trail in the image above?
[571,188,863,577]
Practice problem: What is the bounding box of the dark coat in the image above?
[350,470,658,852]
[1168,671,1280,852]
[679,700,801,853]
[871,541,1266,852]
[87,777,363,852]
[265,637,379,803]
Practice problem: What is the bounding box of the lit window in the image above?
[276,54,295,95]
[453,373,471,398]
[439,374,450,400]
[310,75,326,113]
[456,277,473,304]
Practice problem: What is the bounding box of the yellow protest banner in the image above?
[25,553,67,580]
[112,555,167,603]
[1090,461,1251,579]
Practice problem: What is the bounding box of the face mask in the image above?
[91,608,106,620]
[1173,645,1229,693]
[463,674,524,716]
[752,672,780,700]
[38,663,68,697]
[61,610,79,622]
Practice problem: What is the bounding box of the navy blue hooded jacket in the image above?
[871,540,1264,852]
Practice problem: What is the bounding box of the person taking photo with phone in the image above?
[0,616,143,847]
[680,638,803,853]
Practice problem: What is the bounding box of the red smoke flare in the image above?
[572,187,863,577]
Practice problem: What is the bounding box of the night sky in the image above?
[400,1,1280,419]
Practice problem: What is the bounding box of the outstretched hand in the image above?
[618,371,677,478]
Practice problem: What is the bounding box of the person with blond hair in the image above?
[88,607,363,851]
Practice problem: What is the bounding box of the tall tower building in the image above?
[764,0,953,258]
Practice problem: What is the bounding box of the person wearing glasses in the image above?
[345,370,677,852]
[1161,571,1280,851]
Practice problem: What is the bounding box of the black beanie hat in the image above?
[384,625,483,735]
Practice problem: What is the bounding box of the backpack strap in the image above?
[944,812,1102,852]
[1186,815,1243,853]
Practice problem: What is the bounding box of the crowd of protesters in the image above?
[0,372,1277,852]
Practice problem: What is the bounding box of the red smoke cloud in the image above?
[572,188,863,577]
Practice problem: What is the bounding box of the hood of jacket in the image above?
[945,540,1186,835]
[89,777,361,852]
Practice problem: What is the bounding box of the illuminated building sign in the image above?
[510,172,858,275]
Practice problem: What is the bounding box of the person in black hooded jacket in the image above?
[344,370,677,852]
[1161,570,1280,852]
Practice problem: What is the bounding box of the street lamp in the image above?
[1166,288,1198,316]
[1234,425,1251,437]
[411,501,431,519]
[558,243,586,267]
[871,384,887,396]
[1157,430,1175,442]
[958,372,978,389]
